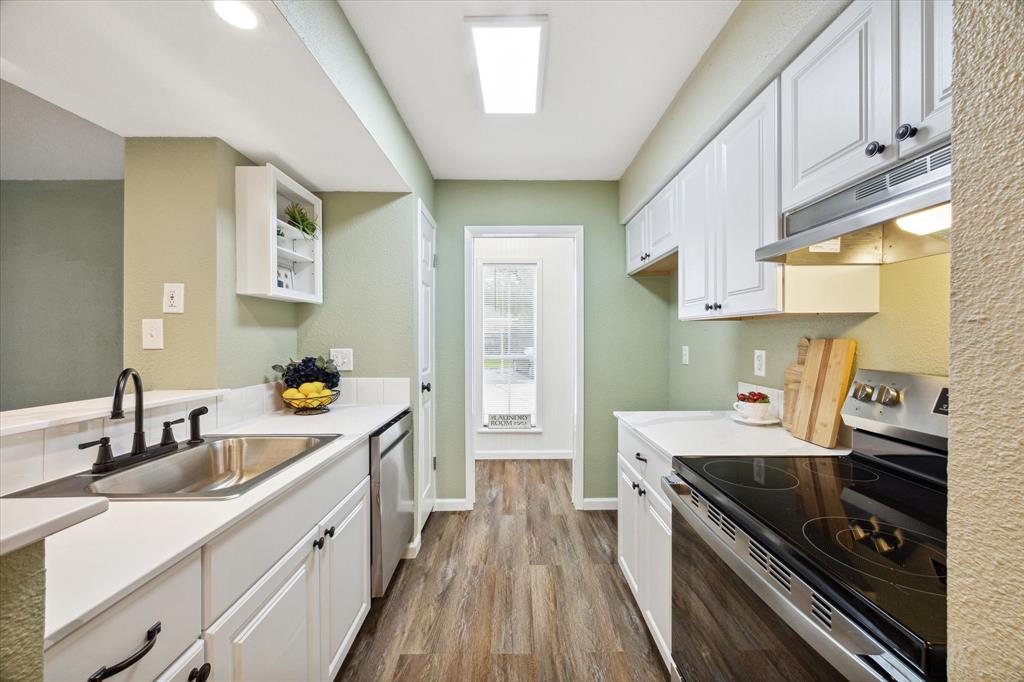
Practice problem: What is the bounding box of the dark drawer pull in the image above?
[634,453,647,463]
[188,663,212,682]
[88,622,161,681]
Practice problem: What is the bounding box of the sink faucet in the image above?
[111,368,146,455]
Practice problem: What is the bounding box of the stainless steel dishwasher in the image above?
[370,410,414,597]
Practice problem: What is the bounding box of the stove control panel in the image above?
[841,369,948,450]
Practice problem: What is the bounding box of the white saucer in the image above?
[731,413,781,426]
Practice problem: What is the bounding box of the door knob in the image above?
[421,382,432,392]
[895,123,919,141]
[864,141,886,157]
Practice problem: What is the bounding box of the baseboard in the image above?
[474,450,573,460]
[579,497,617,511]
[433,498,472,511]
[403,534,422,559]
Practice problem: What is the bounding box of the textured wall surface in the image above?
[124,138,298,389]
[433,181,670,500]
[948,0,1024,677]
[619,0,847,221]
[1,181,123,410]
[275,0,435,209]
[0,541,44,682]
[668,254,951,409]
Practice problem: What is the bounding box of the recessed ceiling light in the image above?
[213,0,259,30]
[467,16,547,114]
[895,203,952,235]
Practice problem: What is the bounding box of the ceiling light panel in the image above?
[213,1,259,30]
[468,17,547,114]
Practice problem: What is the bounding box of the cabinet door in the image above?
[320,478,371,681]
[647,179,678,262]
[716,81,782,317]
[625,209,648,274]
[206,528,320,682]
[780,0,896,210]
[616,454,642,598]
[677,145,718,320]
[643,497,673,672]
[898,0,953,157]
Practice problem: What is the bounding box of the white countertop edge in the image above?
[44,403,409,646]
[0,389,230,437]
[0,498,109,556]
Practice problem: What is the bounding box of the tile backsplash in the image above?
[0,378,409,495]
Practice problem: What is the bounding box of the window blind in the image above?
[481,262,538,427]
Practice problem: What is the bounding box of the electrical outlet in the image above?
[142,319,164,349]
[162,283,184,314]
[330,348,354,371]
[681,345,690,365]
[754,349,766,377]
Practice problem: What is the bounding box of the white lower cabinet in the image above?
[616,433,674,675]
[154,640,207,682]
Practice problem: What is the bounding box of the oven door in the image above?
[662,474,889,682]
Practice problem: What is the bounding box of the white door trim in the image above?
[463,225,585,510]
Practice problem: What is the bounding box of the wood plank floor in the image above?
[337,460,668,682]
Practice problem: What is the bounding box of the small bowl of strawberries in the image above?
[735,391,771,421]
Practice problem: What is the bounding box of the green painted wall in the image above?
[434,181,670,499]
[0,541,44,681]
[276,0,435,209]
[1,181,123,410]
[124,138,297,389]
[667,254,950,410]
[297,192,417,382]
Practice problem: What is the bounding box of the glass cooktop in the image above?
[674,454,946,673]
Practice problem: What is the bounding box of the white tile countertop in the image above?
[0,389,228,437]
[613,411,850,458]
[0,497,108,556]
[42,403,408,648]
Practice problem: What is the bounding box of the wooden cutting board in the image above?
[789,338,857,448]
[782,338,810,431]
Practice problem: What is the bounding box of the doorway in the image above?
[464,226,584,509]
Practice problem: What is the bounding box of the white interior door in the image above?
[417,200,436,534]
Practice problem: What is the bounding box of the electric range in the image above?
[663,370,947,682]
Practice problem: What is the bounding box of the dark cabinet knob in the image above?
[188,663,212,682]
[864,141,886,157]
[421,382,432,393]
[704,303,712,311]
[314,536,325,550]
[325,526,336,538]
[712,302,722,310]
[895,123,918,141]
[631,481,639,491]
[638,487,647,497]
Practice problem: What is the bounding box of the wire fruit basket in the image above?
[282,389,340,416]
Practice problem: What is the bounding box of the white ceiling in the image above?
[0,0,407,192]
[1,79,124,180]
[341,0,739,180]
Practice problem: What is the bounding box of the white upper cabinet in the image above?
[897,0,954,157]
[625,209,647,274]
[647,180,679,261]
[677,144,717,319]
[780,0,896,211]
[716,81,781,317]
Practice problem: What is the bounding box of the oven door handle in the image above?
[661,473,695,516]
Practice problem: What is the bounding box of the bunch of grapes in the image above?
[272,356,341,389]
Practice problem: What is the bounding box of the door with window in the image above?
[471,237,575,461]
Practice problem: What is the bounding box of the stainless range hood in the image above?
[757,145,951,265]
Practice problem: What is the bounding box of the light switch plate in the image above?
[681,345,690,365]
[163,283,185,313]
[142,319,164,349]
[754,349,766,377]
[331,348,354,371]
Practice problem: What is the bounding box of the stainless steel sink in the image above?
[6,434,339,500]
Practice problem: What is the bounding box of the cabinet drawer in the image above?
[155,640,206,682]
[45,551,201,682]
[203,441,368,626]
[617,422,672,506]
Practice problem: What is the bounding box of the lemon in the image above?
[298,382,319,396]
[282,388,303,401]
[316,389,332,398]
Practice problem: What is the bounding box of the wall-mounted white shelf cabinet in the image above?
[236,163,323,304]
[626,179,679,276]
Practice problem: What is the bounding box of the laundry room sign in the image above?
[487,414,532,429]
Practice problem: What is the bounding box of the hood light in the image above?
[214,1,259,30]
[895,203,951,235]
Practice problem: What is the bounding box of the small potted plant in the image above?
[284,203,319,240]
[734,391,771,421]
[272,356,341,414]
